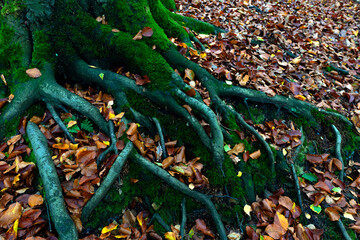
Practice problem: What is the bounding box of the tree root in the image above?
[153,117,168,158]
[180,198,187,239]
[289,127,305,210]
[81,141,133,222]
[331,125,345,181]
[26,122,78,240]
[336,218,352,240]
[45,102,76,144]
[97,121,118,165]
[132,152,227,240]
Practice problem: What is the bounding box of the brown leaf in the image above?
[7,135,21,146]
[306,154,330,164]
[142,27,153,37]
[162,157,174,169]
[227,143,245,155]
[279,196,293,210]
[195,219,215,238]
[325,207,340,221]
[19,209,42,228]
[0,202,22,227]
[243,151,250,162]
[26,68,42,78]
[314,181,331,193]
[186,88,196,97]
[184,69,195,81]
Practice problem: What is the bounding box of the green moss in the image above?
[30,31,55,66]
[0,0,25,16]
[106,0,173,52]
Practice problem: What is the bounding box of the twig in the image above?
[153,117,168,158]
[82,141,133,222]
[331,125,344,181]
[180,198,187,239]
[46,102,76,143]
[132,152,227,240]
[26,122,78,240]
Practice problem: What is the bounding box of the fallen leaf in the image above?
[26,68,42,78]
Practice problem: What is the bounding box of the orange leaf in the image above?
[279,196,293,210]
[164,232,176,240]
[28,194,43,207]
[274,211,289,231]
[195,219,214,237]
[250,150,261,159]
[52,143,70,150]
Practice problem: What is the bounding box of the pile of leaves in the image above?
[300,153,360,233]
[244,188,323,240]
[175,0,360,131]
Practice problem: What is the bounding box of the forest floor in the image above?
[0,0,360,239]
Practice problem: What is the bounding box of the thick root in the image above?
[26,122,78,240]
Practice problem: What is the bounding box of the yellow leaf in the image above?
[67,120,77,128]
[101,223,118,234]
[343,212,355,221]
[200,52,207,58]
[237,171,242,178]
[294,95,306,101]
[103,141,110,146]
[189,183,195,190]
[276,212,289,231]
[353,30,359,36]
[108,112,116,119]
[305,213,311,219]
[244,204,252,216]
[70,143,78,150]
[110,112,125,120]
[164,232,176,240]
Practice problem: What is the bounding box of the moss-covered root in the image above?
[331,125,345,181]
[26,122,78,240]
[148,0,195,49]
[81,142,133,223]
[168,10,226,35]
[132,152,227,240]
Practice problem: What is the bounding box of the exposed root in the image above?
[97,120,118,165]
[153,117,168,158]
[331,125,345,181]
[81,141,133,222]
[132,152,227,240]
[26,122,78,240]
[45,102,76,144]
[180,198,187,239]
[289,127,305,210]
[151,213,172,233]
[336,218,352,240]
